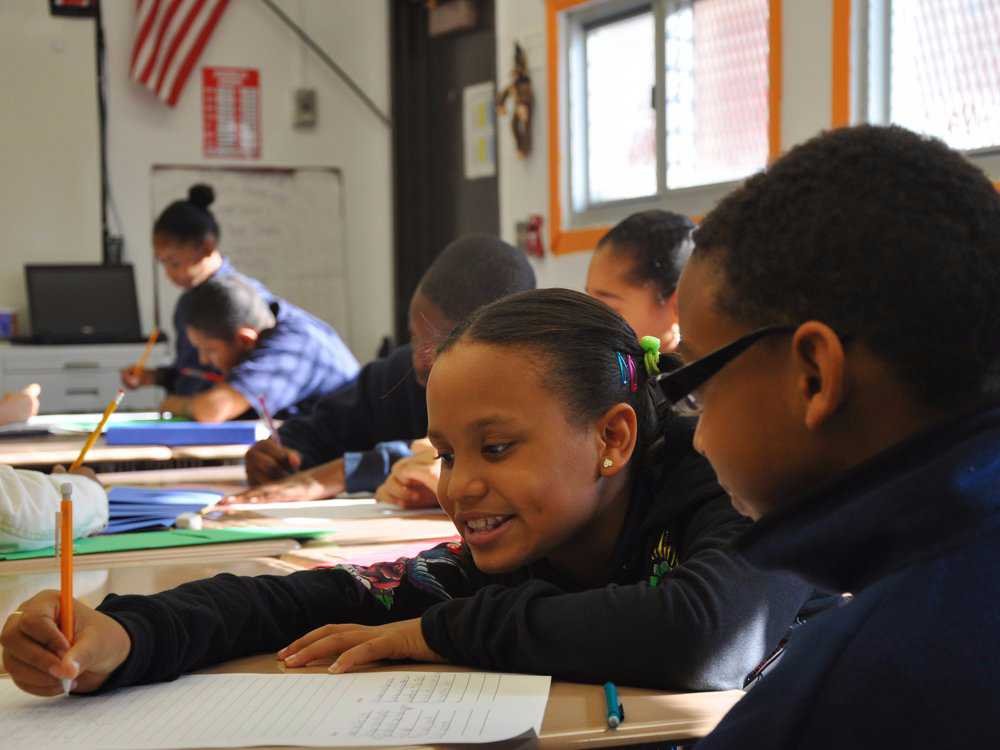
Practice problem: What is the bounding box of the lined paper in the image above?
[2,671,550,749]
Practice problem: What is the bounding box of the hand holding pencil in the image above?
[57,483,74,694]
[0,392,134,697]
[120,327,160,389]
[0,589,132,697]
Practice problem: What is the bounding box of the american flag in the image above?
[130,0,231,107]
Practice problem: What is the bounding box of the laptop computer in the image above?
[17,264,145,345]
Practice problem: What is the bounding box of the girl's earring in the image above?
[602,457,613,469]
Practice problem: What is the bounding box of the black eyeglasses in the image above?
[654,325,798,414]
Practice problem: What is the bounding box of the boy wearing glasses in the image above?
[662,125,1000,747]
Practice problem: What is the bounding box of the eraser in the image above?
[175,512,203,530]
[60,483,74,498]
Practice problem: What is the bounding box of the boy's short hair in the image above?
[418,234,537,322]
[185,276,275,340]
[693,124,1000,408]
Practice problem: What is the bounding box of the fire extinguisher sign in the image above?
[202,67,261,159]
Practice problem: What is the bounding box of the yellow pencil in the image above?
[69,390,124,472]
[130,326,160,379]
[58,482,74,695]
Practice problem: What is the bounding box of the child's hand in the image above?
[51,464,101,485]
[375,474,439,509]
[374,446,441,509]
[278,618,444,674]
[244,438,303,485]
[120,367,155,389]
[0,590,132,697]
[219,463,332,505]
[0,383,40,424]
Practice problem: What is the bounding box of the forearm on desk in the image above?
[96,556,466,690]
[299,458,347,498]
[162,386,249,423]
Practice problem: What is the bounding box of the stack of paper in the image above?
[106,486,221,533]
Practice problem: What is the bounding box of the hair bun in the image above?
[188,183,215,210]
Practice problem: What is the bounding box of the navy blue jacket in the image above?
[698,407,1000,749]
[278,344,428,491]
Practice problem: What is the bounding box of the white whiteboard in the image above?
[150,166,351,352]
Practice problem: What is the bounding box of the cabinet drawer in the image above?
[2,344,171,373]
[6,372,117,414]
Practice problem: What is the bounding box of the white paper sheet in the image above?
[2,671,551,749]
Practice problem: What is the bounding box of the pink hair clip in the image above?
[625,353,638,393]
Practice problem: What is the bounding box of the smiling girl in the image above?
[2,289,810,696]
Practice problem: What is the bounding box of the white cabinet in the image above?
[0,343,171,413]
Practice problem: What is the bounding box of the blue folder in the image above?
[105,487,223,534]
[104,421,264,446]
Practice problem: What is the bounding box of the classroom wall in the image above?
[0,3,102,317]
[0,0,392,359]
[494,1,998,290]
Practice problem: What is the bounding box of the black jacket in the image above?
[97,416,811,692]
[277,344,428,471]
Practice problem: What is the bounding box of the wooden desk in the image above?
[214,500,461,551]
[281,538,460,569]
[0,557,742,747]
[0,435,249,469]
[0,557,295,631]
[0,488,453,575]
[97,464,248,486]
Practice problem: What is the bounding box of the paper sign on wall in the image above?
[202,67,261,159]
[463,82,497,180]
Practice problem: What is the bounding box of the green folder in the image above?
[0,527,331,561]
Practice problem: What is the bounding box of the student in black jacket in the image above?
[225,234,536,503]
[3,290,810,696]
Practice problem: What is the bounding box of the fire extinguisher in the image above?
[518,214,544,258]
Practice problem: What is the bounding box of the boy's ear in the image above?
[790,321,849,430]
[596,402,639,477]
[234,327,260,352]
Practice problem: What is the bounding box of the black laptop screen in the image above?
[25,265,142,344]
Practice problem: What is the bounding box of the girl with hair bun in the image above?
[123,183,358,421]
[120,183,275,396]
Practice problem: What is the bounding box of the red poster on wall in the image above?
[202,67,261,159]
